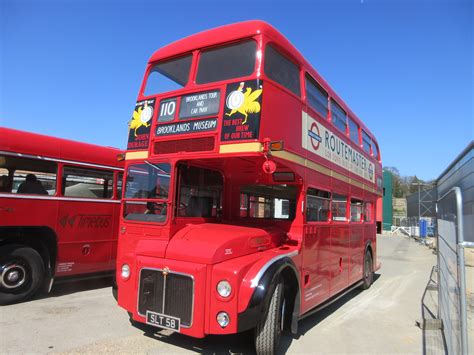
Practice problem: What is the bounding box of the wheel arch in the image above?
[365,240,373,266]
[237,256,301,334]
[0,226,58,277]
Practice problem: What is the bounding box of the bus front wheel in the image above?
[0,245,45,305]
[254,280,284,355]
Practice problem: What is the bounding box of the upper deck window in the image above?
[306,74,328,117]
[331,100,347,133]
[196,40,256,84]
[144,54,192,96]
[371,141,379,160]
[348,117,360,145]
[264,44,300,96]
[362,130,372,155]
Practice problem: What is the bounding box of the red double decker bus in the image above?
[0,128,124,304]
[117,21,382,354]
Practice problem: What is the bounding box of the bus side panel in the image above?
[55,200,115,276]
[0,195,59,233]
[329,225,350,295]
[259,80,302,151]
[349,224,364,284]
[301,225,331,313]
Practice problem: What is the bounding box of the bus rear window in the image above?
[144,54,192,96]
[196,40,256,84]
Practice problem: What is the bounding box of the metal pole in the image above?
[418,183,421,220]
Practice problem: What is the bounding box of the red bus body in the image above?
[117,21,382,353]
[0,128,123,304]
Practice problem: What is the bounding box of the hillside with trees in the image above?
[383,167,435,198]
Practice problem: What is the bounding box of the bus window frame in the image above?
[121,161,173,226]
[62,165,115,200]
[140,52,196,98]
[348,116,361,146]
[194,38,259,86]
[174,162,225,221]
[262,41,302,100]
[305,185,331,224]
[350,197,364,223]
[304,73,329,121]
[329,99,348,135]
[331,192,349,223]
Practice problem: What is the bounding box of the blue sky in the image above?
[1,0,472,180]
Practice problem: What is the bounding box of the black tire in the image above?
[0,245,45,305]
[255,281,284,355]
[361,250,373,290]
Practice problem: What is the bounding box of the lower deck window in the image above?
[240,184,297,220]
[350,198,363,222]
[63,166,114,198]
[332,194,347,221]
[0,155,57,195]
[365,202,373,223]
[306,188,330,222]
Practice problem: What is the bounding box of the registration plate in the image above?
[146,311,180,331]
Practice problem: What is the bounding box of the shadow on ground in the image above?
[36,276,113,299]
[135,274,381,355]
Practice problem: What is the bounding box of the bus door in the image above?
[55,165,116,276]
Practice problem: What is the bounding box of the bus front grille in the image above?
[138,269,194,327]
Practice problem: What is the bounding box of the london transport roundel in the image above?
[309,122,322,151]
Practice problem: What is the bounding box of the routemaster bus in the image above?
[116,21,382,354]
[0,127,124,304]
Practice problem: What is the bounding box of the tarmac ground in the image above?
[0,234,441,354]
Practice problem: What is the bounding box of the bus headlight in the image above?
[121,264,131,280]
[216,312,230,328]
[217,280,232,297]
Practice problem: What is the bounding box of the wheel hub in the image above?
[1,263,27,289]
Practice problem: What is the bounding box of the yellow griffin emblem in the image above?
[128,101,153,137]
[225,82,263,125]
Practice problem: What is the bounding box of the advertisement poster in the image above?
[127,99,155,150]
[221,80,263,141]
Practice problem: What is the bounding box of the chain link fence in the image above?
[437,187,472,355]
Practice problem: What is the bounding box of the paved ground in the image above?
[0,234,438,354]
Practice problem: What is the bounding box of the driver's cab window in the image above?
[177,165,223,218]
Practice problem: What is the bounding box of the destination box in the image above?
[179,90,220,119]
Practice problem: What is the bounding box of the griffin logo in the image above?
[225,82,263,125]
[129,101,153,137]
[162,267,170,276]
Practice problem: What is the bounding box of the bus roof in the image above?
[148,20,378,147]
[0,127,123,168]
